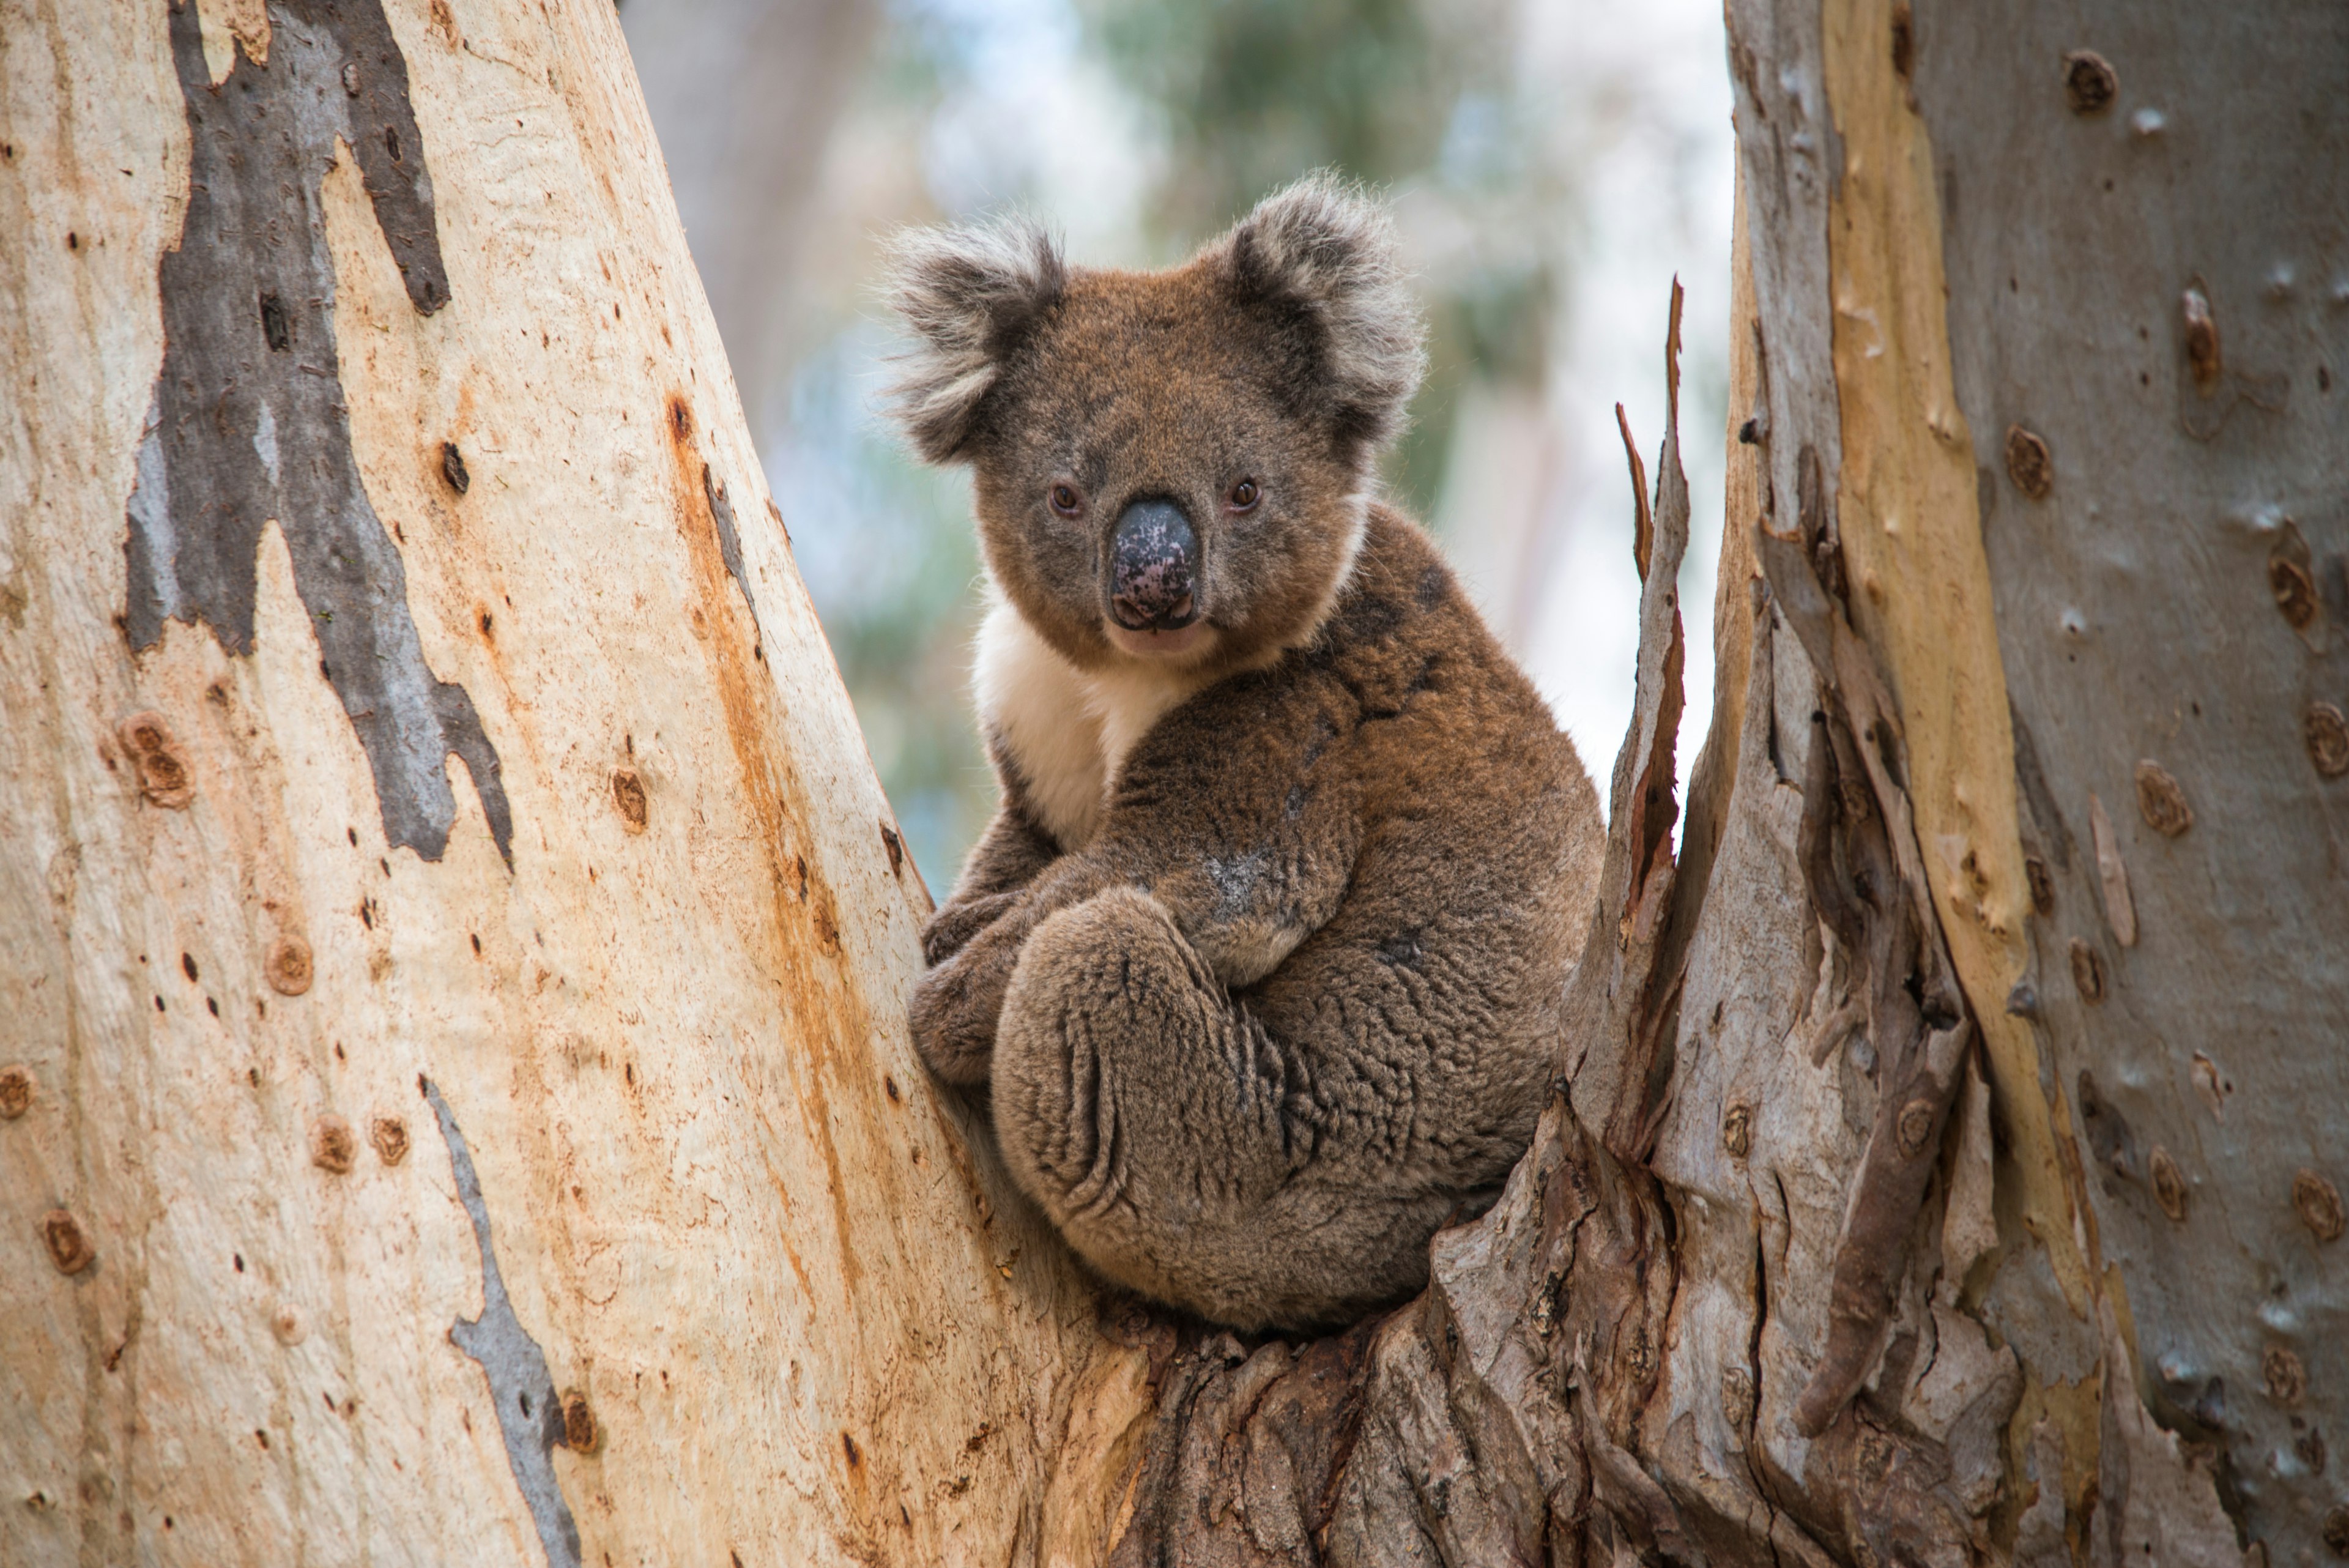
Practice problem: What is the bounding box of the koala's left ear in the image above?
[1215,174,1428,450]
[883,215,1067,464]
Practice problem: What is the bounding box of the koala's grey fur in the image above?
[886,174,1601,1331]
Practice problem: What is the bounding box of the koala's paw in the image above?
[908,951,1005,1087]
[921,889,1022,967]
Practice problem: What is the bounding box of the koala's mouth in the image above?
[1104,498,1204,652]
[1105,620,1212,660]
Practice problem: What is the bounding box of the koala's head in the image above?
[885,174,1426,675]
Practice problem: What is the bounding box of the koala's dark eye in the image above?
[1228,478,1260,513]
[1048,483,1083,516]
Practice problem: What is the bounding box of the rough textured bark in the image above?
[0,1,1152,1562]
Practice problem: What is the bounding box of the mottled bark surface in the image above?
[128,0,511,864]
[1912,5,2349,1559]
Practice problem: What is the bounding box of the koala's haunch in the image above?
[888,175,1602,1332]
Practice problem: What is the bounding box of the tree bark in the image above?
[0,1,1151,1562]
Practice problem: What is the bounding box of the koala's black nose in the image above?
[1108,499,1199,631]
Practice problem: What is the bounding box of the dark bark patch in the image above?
[2294,1169,2345,1243]
[2150,1145,2189,1221]
[425,1078,583,1567]
[0,1066,32,1120]
[2307,702,2349,777]
[2267,522,2328,649]
[610,768,647,833]
[2271,559,2318,629]
[265,935,314,995]
[701,462,758,618]
[2024,855,2054,915]
[259,291,292,352]
[2003,423,2054,499]
[2061,50,2117,115]
[125,0,509,867]
[560,1390,599,1455]
[2008,701,2074,869]
[370,1115,409,1165]
[41,1209,94,1275]
[310,1115,357,1175]
[2069,936,2106,1003]
[2266,1346,2308,1407]
[1721,1102,1751,1157]
[117,711,193,808]
[2134,759,2193,837]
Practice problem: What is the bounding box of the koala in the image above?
[885,174,1602,1332]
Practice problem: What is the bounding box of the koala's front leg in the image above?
[1134,818,1360,992]
[990,882,1444,1331]
[921,801,1060,967]
[910,853,1109,1087]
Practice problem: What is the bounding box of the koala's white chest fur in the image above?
[973,601,1215,849]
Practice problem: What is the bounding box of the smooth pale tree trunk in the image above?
[0,1,1153,1563]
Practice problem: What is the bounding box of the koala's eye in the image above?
[1048,483,1083,516]
[1228,478,1261,513]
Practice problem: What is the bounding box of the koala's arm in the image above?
[921,798,1061,967]
[910,731,1361,1087]
[911,851,1110,1086]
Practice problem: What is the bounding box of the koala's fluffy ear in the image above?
[883,216,1066,464]
[1216,174,1427,449]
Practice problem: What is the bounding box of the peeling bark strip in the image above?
[1756,425,1975,1438]
[126,0,511,864]
[424,1079,582,1568]
[700,461,759,622]
[1562,282,1691,1160]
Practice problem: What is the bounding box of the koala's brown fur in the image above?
[887,176,1601,1332]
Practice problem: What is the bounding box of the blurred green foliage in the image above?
[1086,0,1479,237]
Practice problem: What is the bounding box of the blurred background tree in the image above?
[623,0,1733,890]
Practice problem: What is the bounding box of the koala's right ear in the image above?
[883,217,1066,464]
[1215,174,1427,451]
